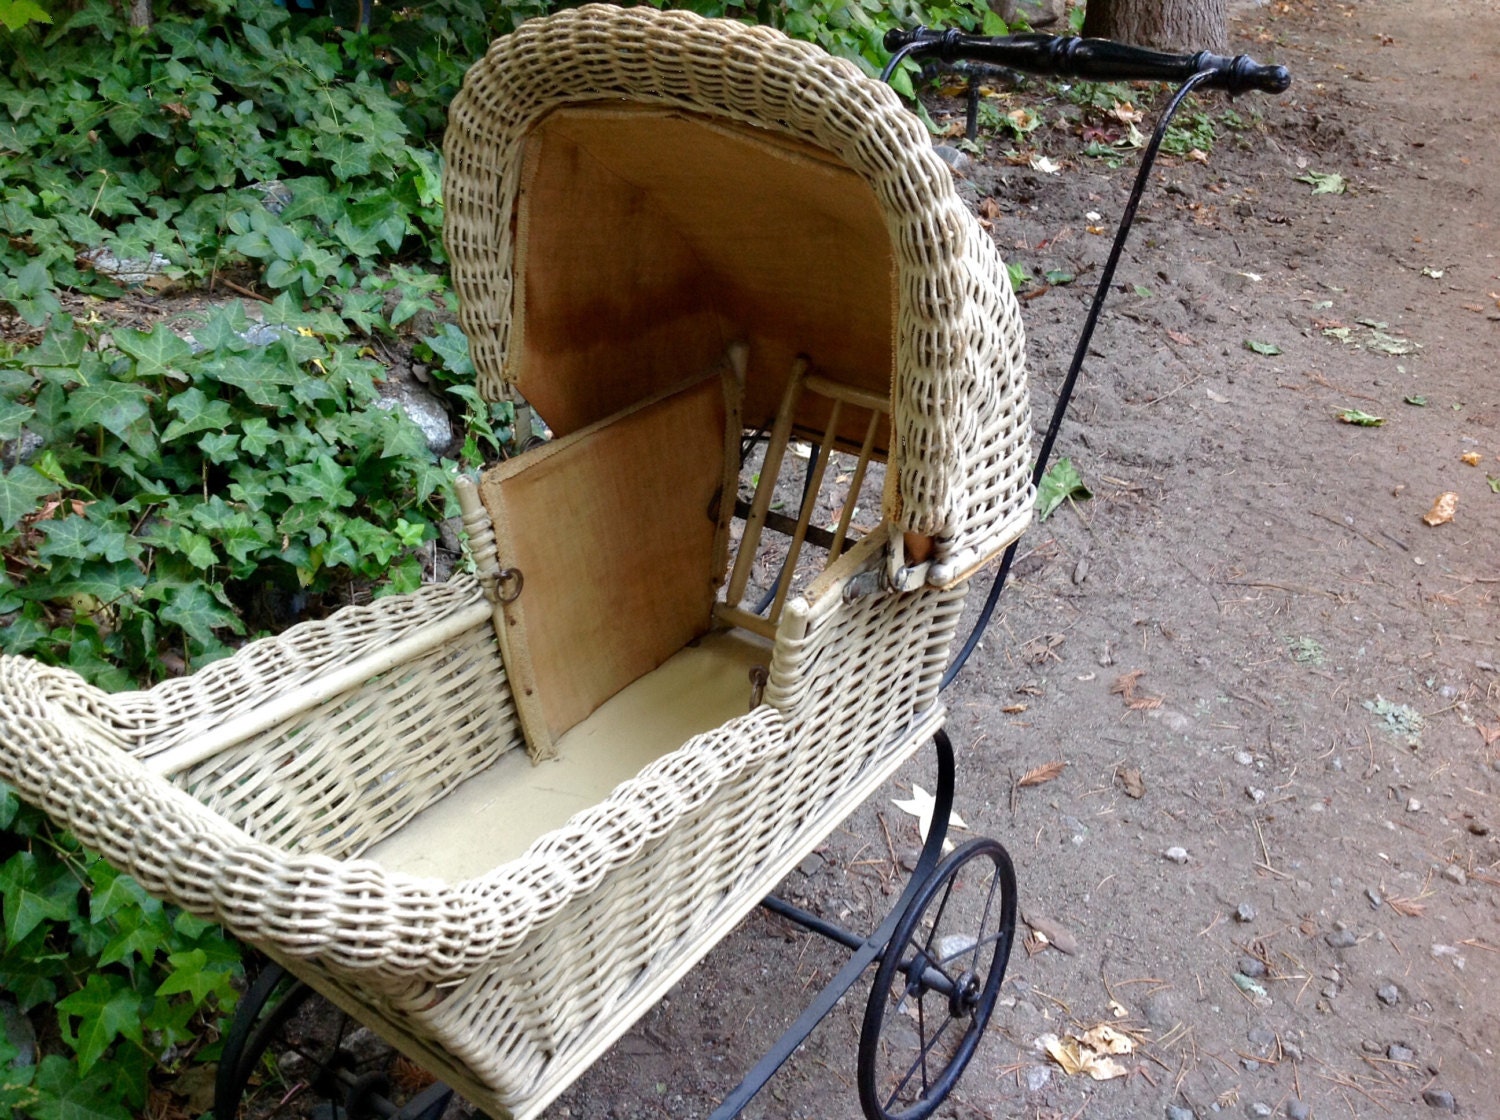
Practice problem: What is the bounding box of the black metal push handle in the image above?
[882,28,1290,95]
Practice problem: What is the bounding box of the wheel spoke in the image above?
[882,1002,962,1111]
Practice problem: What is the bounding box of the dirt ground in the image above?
[537,1,1500,1118]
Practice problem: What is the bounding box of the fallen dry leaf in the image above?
[1107,998,1129,1019]
[1080,1024,1136,1055]
[1111,670,1164,711]
[1461,450,1482,466]
[1117,767,1146,799]
[1422,491,1458,526]
[1165,329,1196,346]
[1039,1033,1129,1080]
[1024,912,1079,955]
[1018,760,1067,787]
[1478,724,1500,747]
[1387,896,1427,917]
[978,197,1003,220]
[891,784,968,847]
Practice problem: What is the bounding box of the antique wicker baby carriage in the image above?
[0,6,1038,1118]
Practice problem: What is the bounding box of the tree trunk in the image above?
[129,0,151,29]
[1081,0,1228,53]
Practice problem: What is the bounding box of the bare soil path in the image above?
[549,0,1500,1117]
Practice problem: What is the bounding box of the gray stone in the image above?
[377,378,453,455]
[1388,1043,1415,1062]
[1237,956,1268,979]
[992,0,1066,28]
[1241,1058,1261,1071]
[1249,1105,1273,1118]
[1442,864,1466,885]
[78,246,170,286]
[1165,1106,1195,1120]
[931,145,973,176]
[1247,1027,1276,1047]
[1235,902,1257,923]
[1144,991,1179,1029]
[438,515,465,555]
[0,430,43,468]
[0,997,36,1067]
[1287,1102,1311,1120]
[1366,887,1383,908]
[251,179,294,214]
[1377,983,1401,1006]
[1163,846,1190,864]
[1025,1064,1052,1092]
[1422,1088,1457,1111]
[1325,929,1358,949]
[239,322,288,347]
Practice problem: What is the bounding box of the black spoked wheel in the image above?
[857,837,1018,1120]
[215,962,454,1120]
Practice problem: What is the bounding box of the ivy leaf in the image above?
[114,325,194,381]
[155,947,236,1005]
[68,380,152,440]
[1244,339,1282,356]
[86,860,154,924]
[1035,458,1092,522]
[0,464,57,530]
[1295,170,1346,195]
[191,303,253,353]
[32,1053,134,1120]
[0,851,79,943]
[0,399,34,442]
[162,386,236,443]
[1336,408,1384,427]
[57,972,144,1073]
[156,581,243,644]
[422,322,474,379]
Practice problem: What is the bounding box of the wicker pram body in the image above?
[0,7,1031,1118]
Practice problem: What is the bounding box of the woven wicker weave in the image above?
[0,7,1031,1118]
[445,2,1033,583]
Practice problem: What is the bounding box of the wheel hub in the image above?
[949,970,982,1018]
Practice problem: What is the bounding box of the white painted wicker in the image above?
[445,2,1032,582]
[0,6,1031,1118]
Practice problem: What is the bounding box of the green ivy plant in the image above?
[0,783,241,1120]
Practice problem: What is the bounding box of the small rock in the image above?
[1388,1043,1415,1062]
[1442,864,1466,885]
[1025,1064,1052,1092]
[1235,902,1257,923]
[1165,1106,1195,1120]
[899,847,921,872]
[1241,1057,1261,1071]
[1325,929,1358,949]
[1237,956,1268,979]
[1247,786,1266,803]
[1249,1104,1273,1118]
[1072,556,1089,584]
[1422,1088,1457,1111]
[0,997,36,1067]
[796,852,823,877]
[1144,992,1178,1029]
[1235,750,1255,766]
[1377,983,1401,1006]
[78,246,171,286]
[377,378,454,455]
[1360,1039,1384,1054]
[1163,846,1190,864]
[931,144,973,176]
[1407,797,1422,812]
[1287,1102,1311,1120]
[1282,1042,1304,1062]
[1247,1027,1276,1047]
[1365,887,1383,909]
